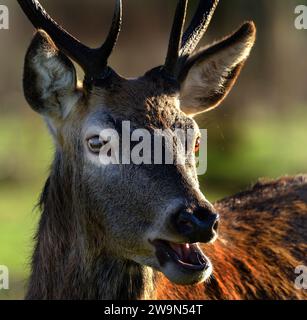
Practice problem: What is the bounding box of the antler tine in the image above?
[17,0,122,81]
[89,0,122,81]
[98,0,122,61]
[180,0,219,62]
[164,0,188,76]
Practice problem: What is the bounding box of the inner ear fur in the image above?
[23,30,80,120]
[179,22,256,116]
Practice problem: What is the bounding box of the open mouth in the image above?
[151,239,209,272]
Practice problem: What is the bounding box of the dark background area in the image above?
[0,0,307,299]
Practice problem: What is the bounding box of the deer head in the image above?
[18,0,256,287]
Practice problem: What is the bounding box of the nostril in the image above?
[194,206,218,222]
[213,220,219,232]
[172,207,220,242]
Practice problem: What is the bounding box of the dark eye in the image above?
[194,137,201,153]
[87,136,103,154]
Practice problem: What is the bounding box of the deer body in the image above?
[17,0,305,300]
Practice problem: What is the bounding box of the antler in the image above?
[164,0,219,77]
[17,0,122,82]
[164,0,188,75]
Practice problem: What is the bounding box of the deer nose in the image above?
[172,207,219,244]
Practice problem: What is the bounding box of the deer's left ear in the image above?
[179,22,256,116]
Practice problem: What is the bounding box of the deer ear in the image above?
[23,30,81,122]
[179,22,256,116]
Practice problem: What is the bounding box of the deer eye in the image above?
[87,136,103,154]
[194,137,201,153]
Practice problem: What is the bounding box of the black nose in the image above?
[173,206,219,243]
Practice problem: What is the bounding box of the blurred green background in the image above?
[0,0,307,299]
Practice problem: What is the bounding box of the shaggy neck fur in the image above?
[26,152,156,300]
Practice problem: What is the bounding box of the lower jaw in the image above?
[150,241,212,285]
[132,244,213,285]
[158,256,213,286]
[132,256,212,286]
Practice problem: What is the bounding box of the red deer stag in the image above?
[17,0,307,300]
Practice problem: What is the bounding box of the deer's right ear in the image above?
[23,30,81,121]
